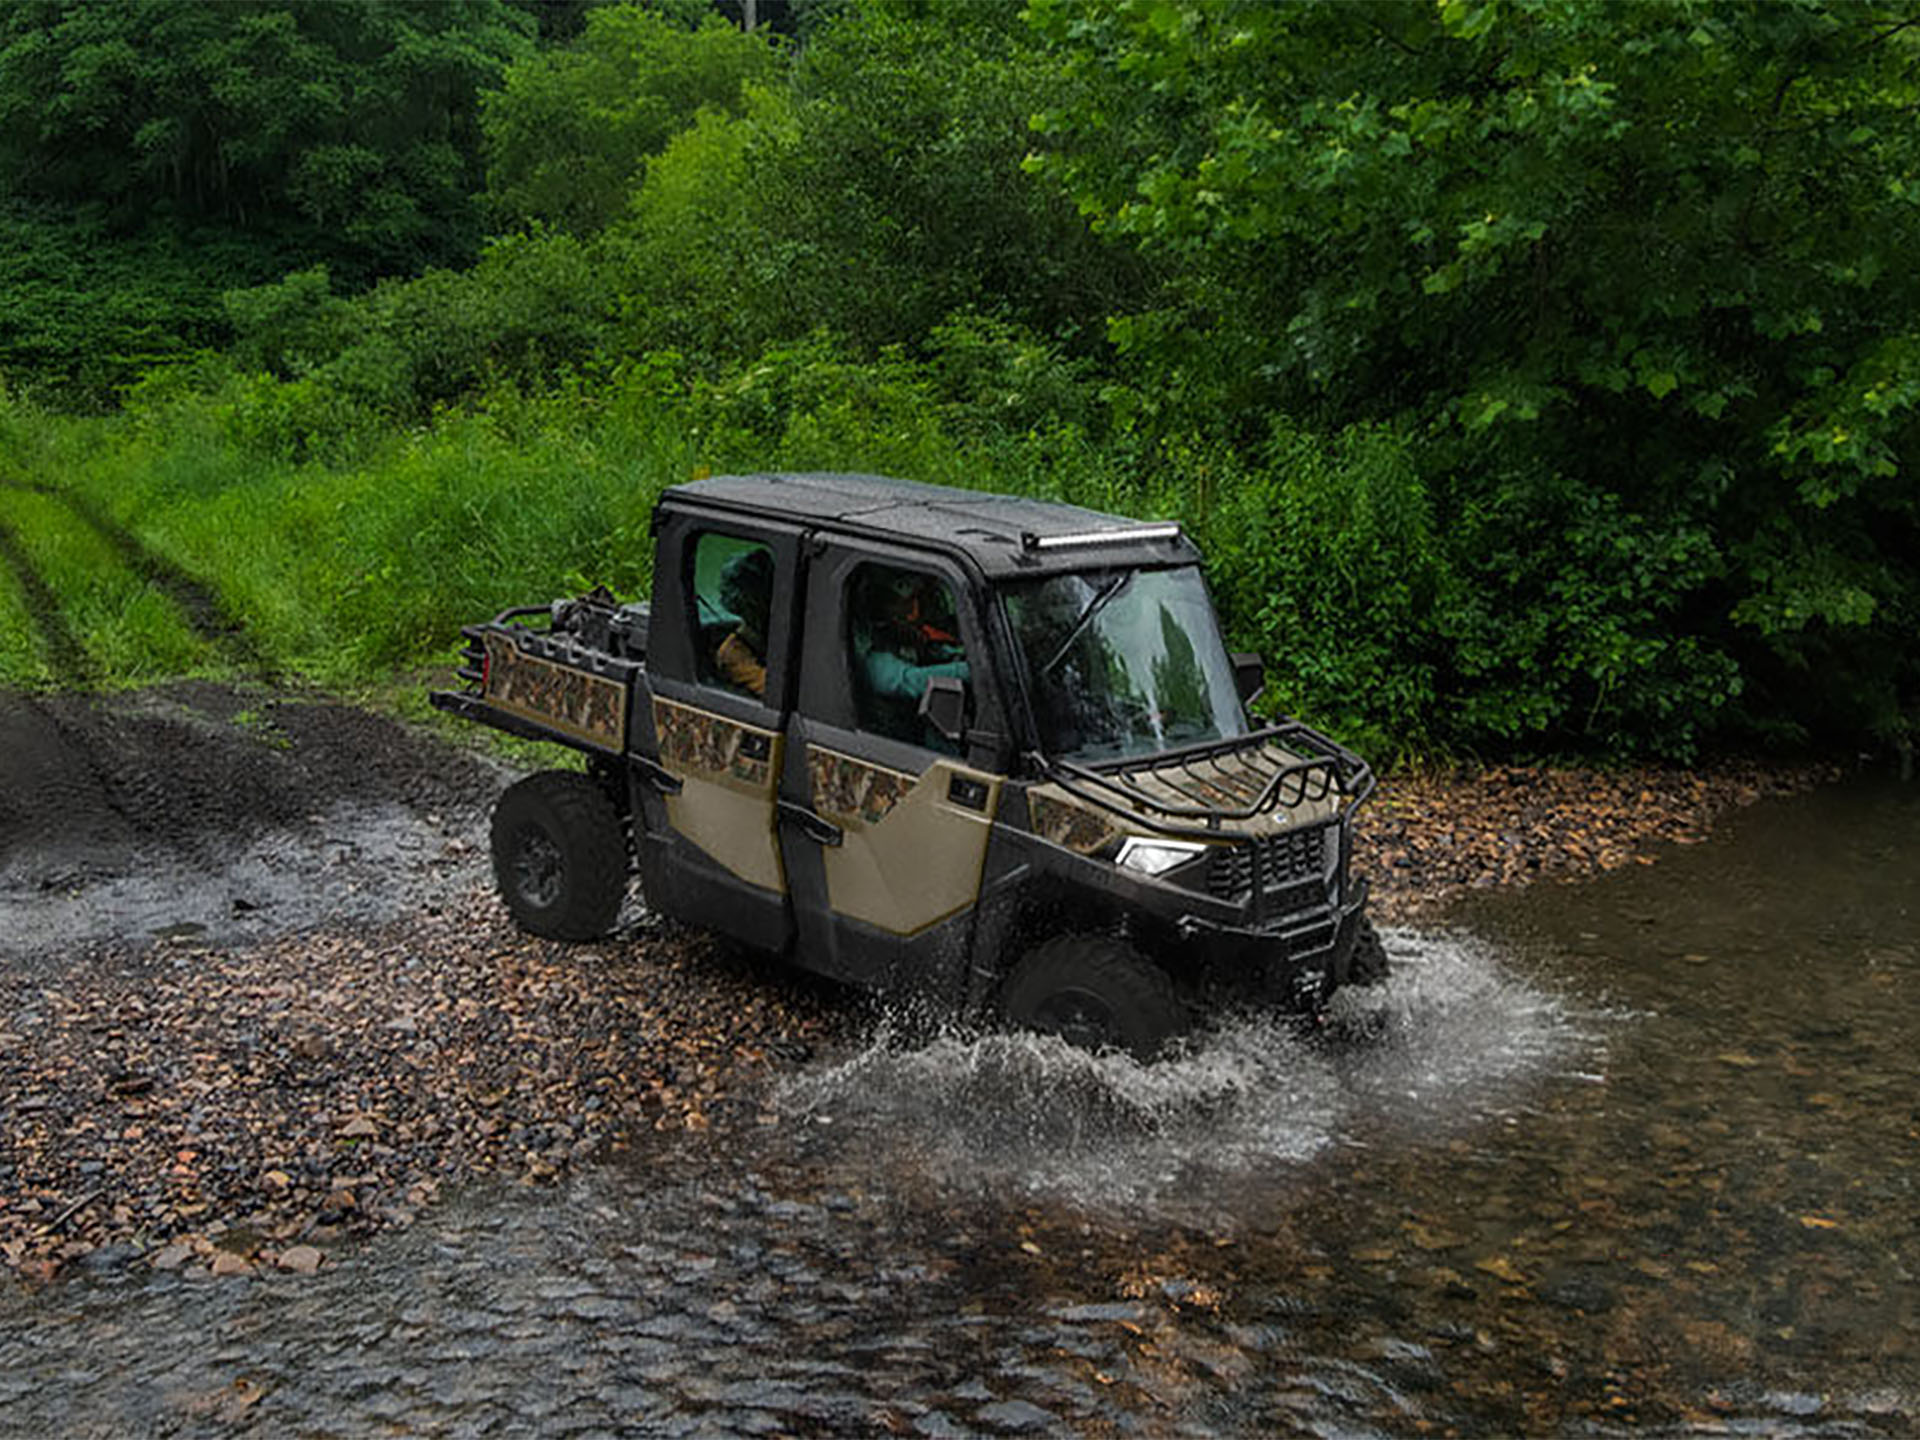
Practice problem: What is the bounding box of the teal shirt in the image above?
[860,643,970,701]
[854,631,970,747]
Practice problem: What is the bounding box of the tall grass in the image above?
[17,381,697,688]
[3,359,1437,755]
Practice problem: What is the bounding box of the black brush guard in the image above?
[1033,719,1374,838]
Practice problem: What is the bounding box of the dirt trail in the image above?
[0,684,499,954]
[0,477,272,681]
[44,486,275,677]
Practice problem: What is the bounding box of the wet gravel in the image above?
[1353,759,1835,921]
[0,683,1836,1283]
[0,897,841,1282]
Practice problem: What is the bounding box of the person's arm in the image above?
[716,631,767,696]
[864,647,968,700]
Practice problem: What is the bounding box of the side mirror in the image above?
[919,674,967,745]
[1230,652,1265,706]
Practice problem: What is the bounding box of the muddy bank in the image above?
[1353,760,1837,922]
[0,683,1835,1281]
[0,683,497,951]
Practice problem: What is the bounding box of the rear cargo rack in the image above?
[429,591,650,762]
[1034,721,1373,835]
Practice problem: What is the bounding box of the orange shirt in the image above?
[715,630,766,696]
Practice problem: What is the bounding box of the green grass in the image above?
[0,367,1425,757]
[5,393,693,691]
[0,552,48,687]
[0,486,213,684]
[0,373,1214,701]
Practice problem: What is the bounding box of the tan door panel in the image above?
[655,697,786,894]
[809,747,1000,935]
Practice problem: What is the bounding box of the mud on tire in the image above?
[1347,916,1390,988]
[490,770,628,941]
[999,934,1185,1062]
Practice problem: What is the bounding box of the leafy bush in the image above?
[483,4,780,233]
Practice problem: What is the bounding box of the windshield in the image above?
[1003,566,1250,763]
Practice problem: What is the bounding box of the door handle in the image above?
[631,754,683,795]
[777,800,843,847]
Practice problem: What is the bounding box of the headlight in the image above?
[1113,836,1211,877]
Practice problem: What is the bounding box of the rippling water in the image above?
[3,781,1916,1437]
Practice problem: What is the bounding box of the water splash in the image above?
[774,928,1590,1221]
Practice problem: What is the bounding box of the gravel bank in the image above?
[0,684,1836,1282]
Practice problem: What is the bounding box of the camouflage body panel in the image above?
[654,698,785,894]
[809,749,914,828]
[808,747,1001,936]
[1028,791,1121,856]
[654,698,776,788]
[482,633,627,751]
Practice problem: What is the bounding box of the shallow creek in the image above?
[1,779,1914,1436]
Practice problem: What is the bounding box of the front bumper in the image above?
[1175,875,1371,998]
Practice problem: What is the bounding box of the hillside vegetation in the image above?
[1,0,1915,762]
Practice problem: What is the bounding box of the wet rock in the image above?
[974,1399,1055,1433]
[1540,1273,1614,1313]
[276,1244,323,1275]
[149,1243,195,1271]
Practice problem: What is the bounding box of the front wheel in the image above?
[999,935,1185,1062]
[1346,915,1389,987]
[490,770,628,940]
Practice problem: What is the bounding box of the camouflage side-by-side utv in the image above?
[432,472,1382,1058]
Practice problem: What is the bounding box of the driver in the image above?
[853,569,970,745]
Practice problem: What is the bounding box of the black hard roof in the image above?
[661,472,1199,578]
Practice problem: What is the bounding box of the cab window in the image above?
[845,562,970,749]
[689,532,775,699]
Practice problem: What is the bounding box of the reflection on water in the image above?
[1,781,1915,1436]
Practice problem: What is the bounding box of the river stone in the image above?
[975,1399,1055,1433]
[277,1244,323,1275]
[1540,1272,1614,1312]
[149,1243,194,1271]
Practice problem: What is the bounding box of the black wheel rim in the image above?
[1031,986,1121,1053]
[512,824,565,909]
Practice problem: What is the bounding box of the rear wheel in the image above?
[490,770,628,940]
[999,935,1185,1062]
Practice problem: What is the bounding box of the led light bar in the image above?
[1020,523,1183,552]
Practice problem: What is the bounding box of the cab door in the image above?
[776,541,1009,991]
[636,510,804,954]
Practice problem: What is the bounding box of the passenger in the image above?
[714,548,774,697]
[853,570,970,745]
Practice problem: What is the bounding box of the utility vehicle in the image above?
[432,472,1383,1058]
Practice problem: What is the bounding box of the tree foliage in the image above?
[0,0,534,272]
[1027,0,1920,749]
[3,0,1915,757]
[481,4,778,233]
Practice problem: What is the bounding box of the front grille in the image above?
[1207,826,1329,901]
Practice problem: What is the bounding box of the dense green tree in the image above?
[1028,0,1920,750]
[0,0,536,399]
[762,0,1135,351]
[0,0,535,275]
[481,4,779,233]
